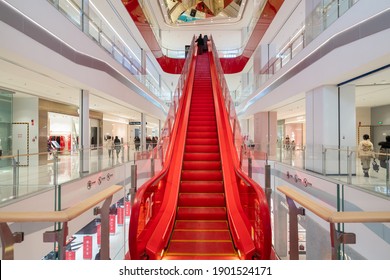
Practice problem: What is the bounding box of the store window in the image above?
[0,89,13,165]
[48,112,79,153]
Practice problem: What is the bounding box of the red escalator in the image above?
[163,54,238,259]
[129,45,271,260]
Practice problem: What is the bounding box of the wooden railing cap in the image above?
[277,186,390,224]
[0,185,123,223]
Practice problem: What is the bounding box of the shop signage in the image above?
[129,121,141,125]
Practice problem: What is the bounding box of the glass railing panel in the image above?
[340,182,390,259]
[273,178,390,260]
[100,32,113,54]
[249,140,390,198]
[291,34,304,58]
[0,145,140,208]
[113,46,124,64]
[0,184,127,260]
[58,0,81,26]
[234,0,360,108]
[274,188,329,259]
[46,0,173,104]
[0,184,53,207]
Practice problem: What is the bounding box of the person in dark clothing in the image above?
[114,136,121,158]
[195,34,204,55]
[134,136,140,151]
[379,135,390,149]
[203,34,209,52]
[378,135,390,168]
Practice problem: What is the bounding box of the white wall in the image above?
[13,96,39,155]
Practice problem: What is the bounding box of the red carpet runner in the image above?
[163,54,238,260]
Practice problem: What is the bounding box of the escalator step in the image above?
[182,160,221,170]
[180,181,224,193]
[176,207,226,220]
[178,193,225,207]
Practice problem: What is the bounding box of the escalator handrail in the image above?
[143,50,197,259]
[129,39,197,259]
[209,40,272,259]
[209,52,255,258]
[235,168,272,259]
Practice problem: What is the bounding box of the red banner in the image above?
[117,207,124,225]
[96,224,101,246]
[83,236,93,259]
[65,250,75,260]
[109,214,116,234]
[125,201,131,217]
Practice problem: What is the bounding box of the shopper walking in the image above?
[358,134,374,177]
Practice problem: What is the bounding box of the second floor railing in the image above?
[241,141,390,198]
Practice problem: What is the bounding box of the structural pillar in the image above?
[141,113,146,151]
[79,89,90,174]
[253,111,277,157]
[305,85,356,174]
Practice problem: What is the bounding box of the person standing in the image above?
[358,134,374,177]
[203,34,209,52]
[134,136,140,151]
[105,135,113,158]
[195,34,204,55]
[114,136,121,158]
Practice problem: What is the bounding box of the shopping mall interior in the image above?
[0,0,389,260]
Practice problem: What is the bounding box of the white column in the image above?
[339,84,357,175]
[141,113,146,151]
[305,85,356,174]
[79,89,90,173]
[253,111,277,157]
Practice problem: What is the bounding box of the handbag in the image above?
[372,159,380,172]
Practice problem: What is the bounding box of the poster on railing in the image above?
[83,236,92,259]
[109,214,116,234]
[96,224,101,246]
[125,201,131,217]
[117,207,124,225]
[65,250,75,260]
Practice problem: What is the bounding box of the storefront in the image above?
[0,89,13,167]
[48,112,79,153]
